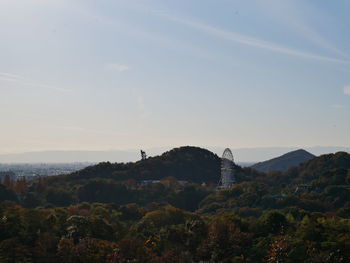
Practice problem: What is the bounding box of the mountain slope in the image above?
[251,149,315,172]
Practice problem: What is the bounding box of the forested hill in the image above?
[289,151,350,176]
[199,151,350,216]
[59,146,224,183]
[251,149,315,172]
[283,151,350,183]
[250,151,350,186]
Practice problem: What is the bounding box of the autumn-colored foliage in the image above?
[0,150,349,262]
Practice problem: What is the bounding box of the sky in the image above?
[0,0,349,155]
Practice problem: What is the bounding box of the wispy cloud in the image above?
[294,23,350,59]
[0,72,70,92]
[344,86,350,95]
[105,63,130,72]
[256,0,350,60]
[331,104,347,109]
[57,125,118,136]
[0,72,23,79]
[156,13,350,65]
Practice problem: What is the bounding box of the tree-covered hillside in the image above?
[60,146,222,183]
[0,148,349,262]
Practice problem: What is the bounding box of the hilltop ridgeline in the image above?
[63,146,224,183]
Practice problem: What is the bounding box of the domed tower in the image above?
[217,148,236,189]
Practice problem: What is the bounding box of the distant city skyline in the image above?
[1,0,349,154]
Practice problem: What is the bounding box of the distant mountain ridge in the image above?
[251,149,315,172]
[0,146,349,163]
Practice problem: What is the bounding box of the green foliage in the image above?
[0,150,349,262]
[46,188,74,207]
[0,185,17,202]
[259,211,287,234]
[77,179,131,204]
[168,185,209,211]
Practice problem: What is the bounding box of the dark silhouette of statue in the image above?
[140,150,147,161]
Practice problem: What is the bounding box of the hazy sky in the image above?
[1,0,349,154]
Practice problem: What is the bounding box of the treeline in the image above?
[0,175,211,212]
